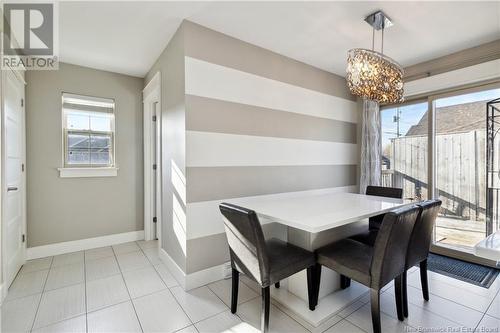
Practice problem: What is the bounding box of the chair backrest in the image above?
[406,199,442,268]
[366,185,403,199]
[370,204,421,289]
[219,203,269,285]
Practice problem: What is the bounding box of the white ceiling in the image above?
[59,1,500,78]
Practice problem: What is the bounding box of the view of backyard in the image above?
[381,88,500,250]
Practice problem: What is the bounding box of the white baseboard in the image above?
[158,248,228,291]
[186,262,228,290]
[159,248,186,289]
[26,230,145,260]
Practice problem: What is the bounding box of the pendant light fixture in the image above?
[346,11,404,105]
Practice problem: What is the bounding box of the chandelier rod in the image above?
[372,27,375,51]
[381,27,384,54]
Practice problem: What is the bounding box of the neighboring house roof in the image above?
[405,100,488,136]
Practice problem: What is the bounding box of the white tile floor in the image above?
[2,241,500,333]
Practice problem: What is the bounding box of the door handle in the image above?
[7,186,18,192]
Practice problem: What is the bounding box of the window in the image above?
[62,93,115,168]
[380,102,429,201]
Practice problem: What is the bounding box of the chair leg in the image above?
[306,266,316,311]
[340,275,351,289]
[275,282,280,288]
[312,264,322,307]
[231,268,239,314]
[402,270,408,318]
[420,259,429,301]
[261,287,270,333]
[394,275,404,321]
[370,289,381,333]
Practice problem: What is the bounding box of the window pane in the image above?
[90,114,113,132]
[67,150,90,165]
[66,113,89,130]
[380,102,428,201]
[68,133,90,149]
[90,149,111,165]
[90,134,111,149]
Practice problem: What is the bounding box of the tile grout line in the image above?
[29,256,53,332]
[5,269,52,303]
[377,292,470,329]
[342,316,375,333]
[28,254,87,331]
[236,276,313,332]
[473,282,500,332]
[137,241,196,330]
[405,277,494,314]
[334,317,370,333]
[112,243,145,333]
[386,282,487,321]
[30,313,85,332]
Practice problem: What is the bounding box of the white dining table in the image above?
[227,190,408,330]
[229,191,406,233]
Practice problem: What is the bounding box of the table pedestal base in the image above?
[270,278,368,332]
[269,220,369,331]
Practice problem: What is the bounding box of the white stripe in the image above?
[186,131,358,167]
[185,57,358,124]
[186,186,358,240]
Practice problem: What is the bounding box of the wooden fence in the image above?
[384,129,486,221]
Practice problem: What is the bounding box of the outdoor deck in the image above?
[435,216,485,248]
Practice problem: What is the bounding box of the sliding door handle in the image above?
[7,186,18,192]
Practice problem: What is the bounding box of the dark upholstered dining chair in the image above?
[365,185,404,229]
[345,185,403,289]
[313,205,421,333]
[219,203,318,333]
[400,199,442,318]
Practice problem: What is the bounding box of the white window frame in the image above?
[58,93,118,178]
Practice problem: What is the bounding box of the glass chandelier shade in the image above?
[346,48,404,105]
[346,11,404,105]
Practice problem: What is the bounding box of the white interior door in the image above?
[4,69,26,288]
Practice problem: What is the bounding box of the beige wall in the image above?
[145,25,187,271]
[26,63,144,247]
[145,20,358,276]
[182,21,358,274]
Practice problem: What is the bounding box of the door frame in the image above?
[1,65,27,300]
[143,72,162,242]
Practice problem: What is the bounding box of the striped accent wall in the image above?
[182,22,359,274]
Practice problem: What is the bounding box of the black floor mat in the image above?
[426,253,499,288]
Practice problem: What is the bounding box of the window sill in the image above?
[58,167,118,178]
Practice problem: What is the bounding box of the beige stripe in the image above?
[186,165,357,203]
[186,233,229,274]
[186,95,357,143]
[182,20,354,101]
[186,224,287,274]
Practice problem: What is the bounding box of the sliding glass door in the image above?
[381,84,500,259]
[433,87,500,251]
